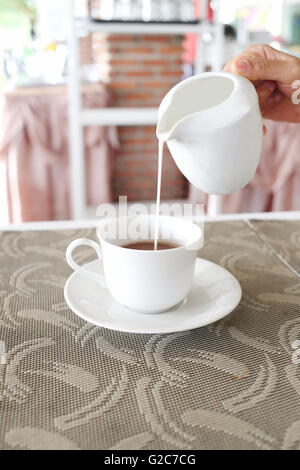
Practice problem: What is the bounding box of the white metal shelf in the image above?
[75,18,214,35]
[81,107,158,126]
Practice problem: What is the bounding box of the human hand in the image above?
[224,44,300,124]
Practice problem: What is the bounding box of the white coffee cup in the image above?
[66,215,202,313]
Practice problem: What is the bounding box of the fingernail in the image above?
[236,59,250,72]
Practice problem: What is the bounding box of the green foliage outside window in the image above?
[0,0,36,28]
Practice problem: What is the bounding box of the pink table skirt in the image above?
[0,84,119,222]
[190,119,300,212]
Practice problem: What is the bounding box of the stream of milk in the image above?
[154,138,165,251]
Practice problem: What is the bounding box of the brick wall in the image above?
[79,34,93,64]
[92,33,188,201]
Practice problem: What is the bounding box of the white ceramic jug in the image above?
[156,71,263,195]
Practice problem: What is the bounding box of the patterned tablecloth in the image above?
[0,220,300,450]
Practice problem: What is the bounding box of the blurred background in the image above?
[0,0,299,224]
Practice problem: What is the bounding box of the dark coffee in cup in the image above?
[123,241,179,251]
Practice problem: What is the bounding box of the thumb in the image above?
[224,44,300,86]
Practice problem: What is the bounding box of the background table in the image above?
[0,84,118,223]
[0,214,300,450]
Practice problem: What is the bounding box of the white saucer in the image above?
[64,258,242,334]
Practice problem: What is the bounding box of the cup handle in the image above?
[66,238,106,288]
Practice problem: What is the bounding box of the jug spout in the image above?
[156,94,178,141]
[156,117,177,142]
[156,119,170,141]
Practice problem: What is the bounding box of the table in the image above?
[0,214,300,450]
